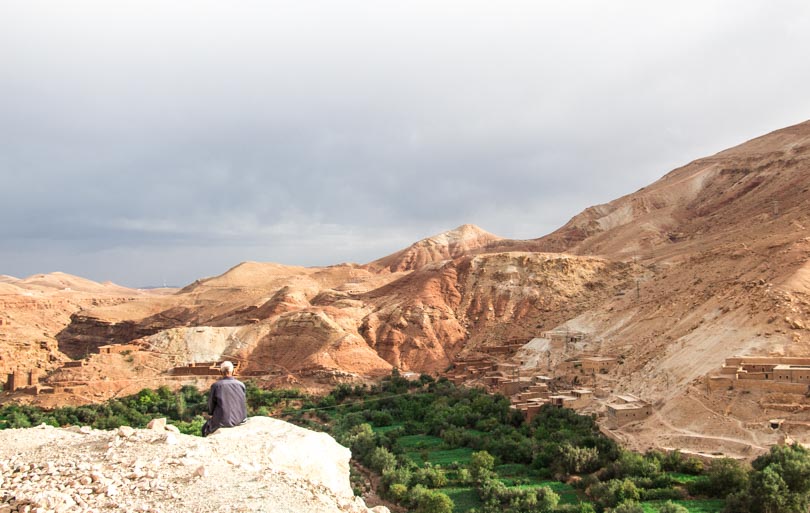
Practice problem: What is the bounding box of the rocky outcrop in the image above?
[367,224,503,272]
[0,418,388,513]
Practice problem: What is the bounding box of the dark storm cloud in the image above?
[2,1,810,286]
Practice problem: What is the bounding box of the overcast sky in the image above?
[1,1,809,287]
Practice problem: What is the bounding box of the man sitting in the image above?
[202,361,247,437]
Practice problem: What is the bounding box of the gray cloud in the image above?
[1,0,809,286]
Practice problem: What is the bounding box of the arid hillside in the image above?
[3,119,810,458]
[0,273,172,377]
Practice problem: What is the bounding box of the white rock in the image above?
[164,424,180,433]
[117,426,135,438]
[207,416,354,499]
[146,418,167,431]
[194,465,207,477]
[78,426,92,434]
[31,491,75,510]
[164,433,178,445]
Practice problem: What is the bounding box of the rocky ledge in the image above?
[0,417,389,513]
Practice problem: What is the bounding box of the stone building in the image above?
[580,356,619,375]
[773,365,810,383]
[605,394,652,429]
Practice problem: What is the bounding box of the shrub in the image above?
[555,503,597,513]
[381,465,413,489]
[559,444,600,474]
[688,458,748,498]
[609,501,644,513]
[657,501,689,513]
[414,463,448,488]
[679,456,704,475]
[639,487,686,501]
[415,490,454,513]
[470,451,496,482]
[369,446,397,474]
[588,479,640,510]
[610,450,662,480]
[387,483,408,502]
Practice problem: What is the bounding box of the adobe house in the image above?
[541,328,585,344]
[606,395,652,429]
[716,356,810,389]
[570,388,594,407]
[773,365,810,383]
[170,360,242,376]
[4,370,38,392]
[500,377,533,396]
[580,356,619,375]
[524,402,546,423]
[514,400,547,423]
[546,389,593,410]
[549,394,578,408]
[98,344,140,355]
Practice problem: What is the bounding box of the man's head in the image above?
[220,360,234,376]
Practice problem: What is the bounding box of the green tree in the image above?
[414,463,448,488]
[589,479,640,510]
[470,450,496,482]
[368,447,397,474]
[534,485,560,513]
[559,443,600,474]
[416,490,454,513]
[692,458,749,498]
[340,423,377,460]
[381,465,413,489]
[752,444,810,513]
[726,444,810,513]
[611,450,661,480]
[388,483,408,502]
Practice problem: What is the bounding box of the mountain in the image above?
[538,120,810,261]
[4,119,810,457]
[367,224,503,272]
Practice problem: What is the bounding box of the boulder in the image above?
[207,416,352,498]
[146,418,167,431]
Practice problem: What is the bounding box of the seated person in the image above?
[202,361,247,436]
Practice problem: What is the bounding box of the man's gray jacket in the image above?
[207,377,247,431]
